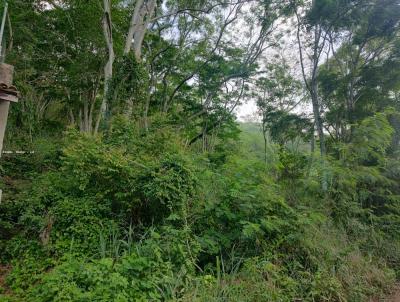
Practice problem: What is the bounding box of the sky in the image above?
[236,99,258,121]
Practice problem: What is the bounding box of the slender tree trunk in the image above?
[133,0,157,61]
[143,68,154,131]
[162,73,168,112]
[69,109,75,126]
[311,60,328,191]
[83,97,89,132]
[95,0,114,134]
[296,9,328,190]
[311,25,326,158]
[88,92,95,133]
[123,0,157,118]
[79,108,83,132]
[124,0,144,55]
[346,75,356,141]
[311,89,325,157]
[310,122,315,153]
[262,119,268,165]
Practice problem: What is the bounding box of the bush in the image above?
[194,155,300,264]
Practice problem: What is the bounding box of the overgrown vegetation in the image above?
[0,0,400,301]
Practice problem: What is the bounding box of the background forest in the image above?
[1,0,400,301]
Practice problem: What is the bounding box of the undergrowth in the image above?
[0,114,399,301]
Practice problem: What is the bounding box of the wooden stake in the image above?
[0,63,14,204]
[0,63,13,157]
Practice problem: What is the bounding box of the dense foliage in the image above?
[0,0,400,301]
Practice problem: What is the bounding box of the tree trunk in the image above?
[346,75,356,142]
[69,109,75,126]
[124,0,144,55]
[311,88,325,157]
[124,0,157,61]
[143,68,154,131]
[83,97,89,132]
[296,10,328,190]
[95,0,114,134]
[311,58,328,191]
[133,0,157,61]
[262,116,268,165]
[310,122,315,153]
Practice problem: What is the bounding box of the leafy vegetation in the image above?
[0,0,400,301]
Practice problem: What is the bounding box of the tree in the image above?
[293,0,364,189]
[255,60,308,161]
[95,0,114,134]
[320,0,400,142]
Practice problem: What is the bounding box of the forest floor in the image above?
[0,264,12,295]
[385,290,400,302]
[2,261,400,301]
[371,284,400,302]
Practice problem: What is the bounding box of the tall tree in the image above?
[293,0,363,189]
[321,0,400,142]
